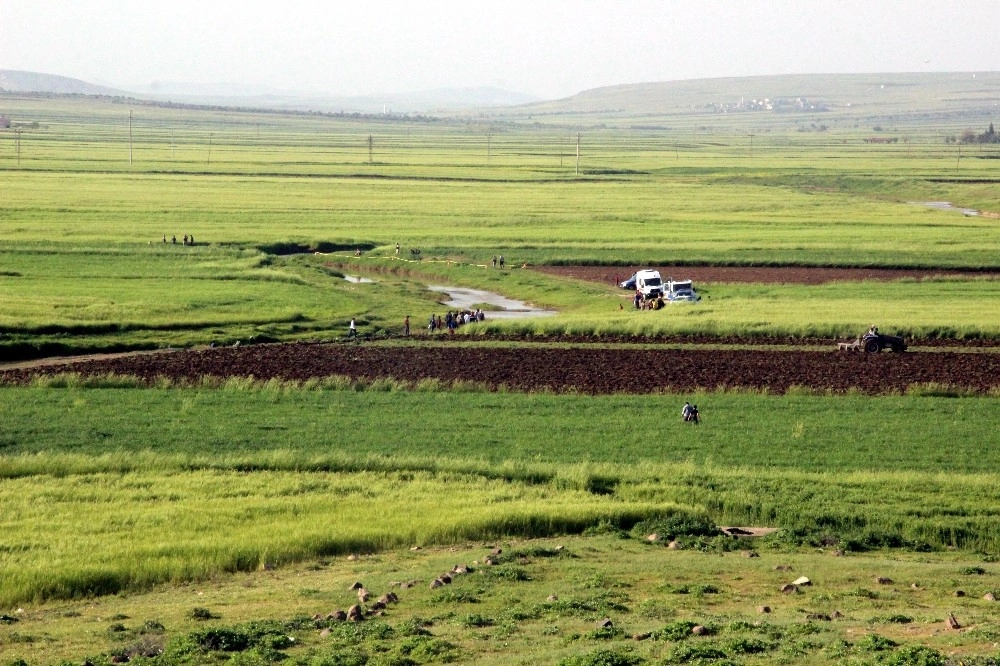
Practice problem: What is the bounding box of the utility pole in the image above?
[748,132,755,158]
[575,132,580,175]
[128,109,133,165]
[368,134,373,164]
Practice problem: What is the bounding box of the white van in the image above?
[635,269,664,298]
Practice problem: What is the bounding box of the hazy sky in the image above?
[2,0,997,99]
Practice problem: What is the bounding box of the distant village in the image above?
[708,97,830,113]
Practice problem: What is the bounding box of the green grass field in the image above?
[3,89,1000,663]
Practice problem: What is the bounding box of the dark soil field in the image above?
[534,265,1000,285]
[4,341,999,394]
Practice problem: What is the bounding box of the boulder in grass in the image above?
[347,605,364,622]
[875,577,893,585]
[370,600,386,611]
[667,541,680,550]
[319,628,331,637]
[780,584,798,594]
[490,547,503,556]
[691,625,707,635]
[946,613,961,630]
[438,574,452,585]
[547,595,559,602]
[349,582,364,591]
[357,588,370,603]
[329,610,347,621]
[741,550,759,558]
[792,576,811,586]
[596,618,613,628]
[757,606,771,614]
[646,533,660,542]
[984,592,997,602]
[633,632,651,641]
[955,590,966,597]
[386,592,399,603]
[429,579,443,589]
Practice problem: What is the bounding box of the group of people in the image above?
[491,255,506,269]
[162,234,195,245]
[681,402,700,424]
[429,309,486,333]
[633,291,665,310]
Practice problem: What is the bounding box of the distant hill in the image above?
[132,85,540,114]
[512,72,1000,121]
[0,70,124,96]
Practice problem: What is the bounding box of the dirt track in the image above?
[534,265,1000,285]
[3,342,998,395]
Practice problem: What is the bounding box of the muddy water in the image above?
[427,286,555,318]
[912,201,978,216]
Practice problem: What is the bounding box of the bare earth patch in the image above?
[533,265,1000,285]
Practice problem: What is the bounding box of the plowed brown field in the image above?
[4,342,998,395]
[534,265,1000,285]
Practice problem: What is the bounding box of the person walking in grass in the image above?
[347,317,357,339]
[499,255,505,269]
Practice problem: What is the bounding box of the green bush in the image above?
[559,647,644,666]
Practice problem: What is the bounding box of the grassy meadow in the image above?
[2,87,1000,663]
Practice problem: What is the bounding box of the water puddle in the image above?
[427,285,556,319]
[911,201,978,216]
[344,275,375,284]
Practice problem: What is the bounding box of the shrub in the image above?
[559,647,644,666]
[885,644,946,666]
[631,511,719,541]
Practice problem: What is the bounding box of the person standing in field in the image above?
[492,256,497,268]
[396,243,400,255]
[404,316,410,336]
[499,255,505,269]
[347,317,357,339]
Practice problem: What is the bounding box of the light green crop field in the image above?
[2,95,1000,352]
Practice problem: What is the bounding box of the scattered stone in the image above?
[691,625,707,635]
[347,554,358,561]
[832,610,844,619]
[319,628,331,637]
[806,613,832,621]
[792,576,812,586]
[547,595,559,602]
[429,579,443,589]
[389,581,402,588]
[596,618,613,628]
[438,574,452,585]
[955,590,966,597]
[312,614,322,621]
[875,577,893,585]
[370,600,386,611]
[410,546,421,551]
[110,656,129,664]
[781,584,798,594]
[774,565,793,571]
[911,583,921,590]
[555,545,565,551]
[518,556,531,565]
[386,592,399,603]
[349,582,364,591]
[490,547,503,556]
[667,540,680,550]
[946,613,961,630]
[831,549,845,557]
[451,564,470,575]
[633,632,651,641]
[329,610,347,621]
[347,605,363,621]
[984,592,997,601]
[757,606,771,614]
[646,533,660,542]
[741,550,759,558]
[484,556,498,566]
[357,588,370,603]
[406,579,420,588]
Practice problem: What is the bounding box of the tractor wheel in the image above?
[864,339,881,353]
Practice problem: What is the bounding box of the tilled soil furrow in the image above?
[3,343,998,395]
